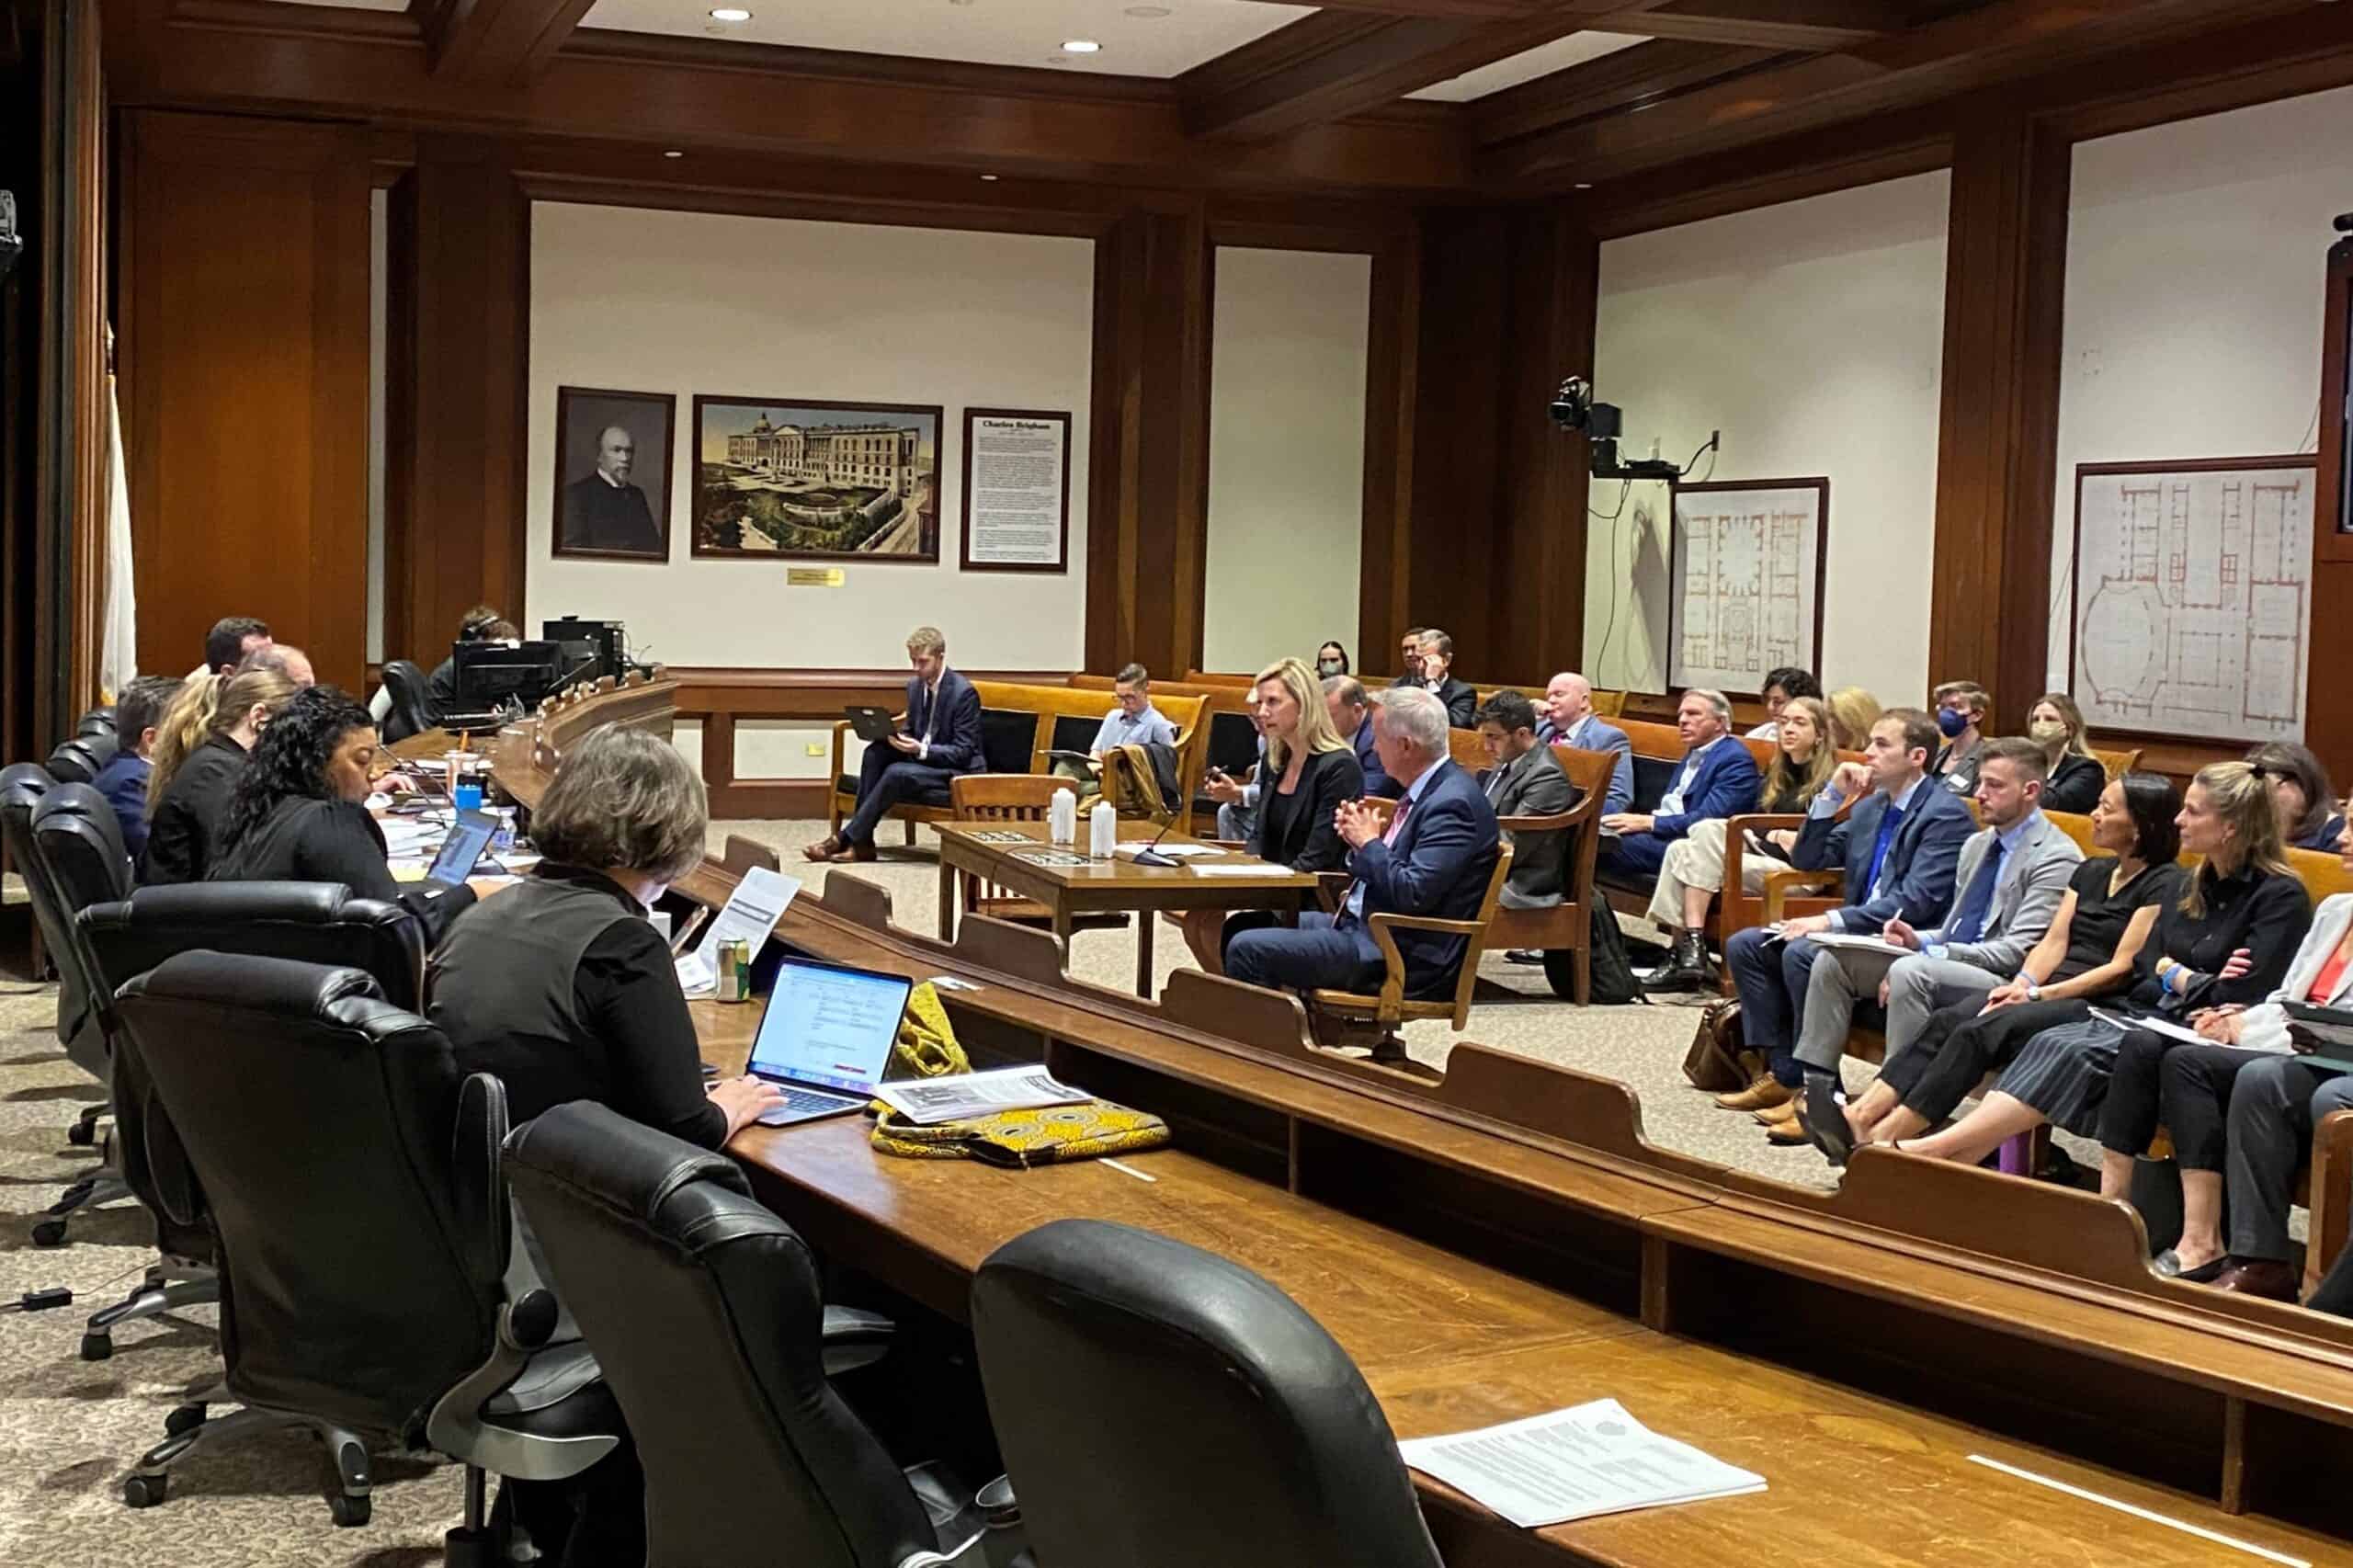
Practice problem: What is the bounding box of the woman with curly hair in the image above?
[207,685,474,938]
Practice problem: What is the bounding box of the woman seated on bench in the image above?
[1879,763,2308,1168]
[1641,696,1838,994]
[1829,773,2184,1152]
[2095,812,2353,1298]
[1180,657,1362,975]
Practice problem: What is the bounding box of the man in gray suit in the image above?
[1794,736,2083,1163]
[1473,692,1576,909]
[1535,671,1631,817]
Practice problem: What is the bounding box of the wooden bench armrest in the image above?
[2308,1108,2353,1298]
[1722,812,1804,903]
[1763,867,1843,924]
[1355,911,1484,1023]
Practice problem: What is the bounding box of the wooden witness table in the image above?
[475,676,2353,1566]
[933,821,1317,996]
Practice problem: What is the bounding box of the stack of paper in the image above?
[1399,1400,1766,1528]
[871,1066,1093,1125]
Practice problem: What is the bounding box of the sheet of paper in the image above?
[2087,1007,2209,1047]
[1398,1400,1766,1528]
[926,975,983,992]
[1188,862,1281,878]
[676,866,800,996]
[1111,842,1222,859]
[1807,931,1910,957]
[871,1066,1094,1126]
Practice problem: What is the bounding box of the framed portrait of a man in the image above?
[552,387,676,562]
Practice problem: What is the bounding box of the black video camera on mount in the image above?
[1550,376,1715,482]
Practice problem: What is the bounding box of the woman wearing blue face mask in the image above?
[1315,641,1349,679]
[1928,679,1989,798]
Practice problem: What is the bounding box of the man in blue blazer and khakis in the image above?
[1597,687,1760,881]
[807,624,985,864]
[1227,687,1500,1062]
[1719,708,1975,1115]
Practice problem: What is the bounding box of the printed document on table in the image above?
[675,867,799,995]
[872,1066,1093,1126]
[1398,1399,1765,1528]
[1110,842,1222,858]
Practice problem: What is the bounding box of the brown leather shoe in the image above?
[1753,1098,1800,1126]
[1766,1116,1813,1146]
[2210,1258,2300,1301]
[828,840,878,864]
[801,836,841,863]
[1715,1076,1792,1113]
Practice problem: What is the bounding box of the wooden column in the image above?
[119,110,371,690]
[384,137,530,667]
[1927,107,2070,722]
[2305,230,2353,783]
[1404,204,1594,683]
[1358,229,1420,676]
[1085,209,1211,680]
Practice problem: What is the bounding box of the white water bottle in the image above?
[1050,787,1078,845]
[1089,798,1117,858]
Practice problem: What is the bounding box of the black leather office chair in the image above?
[70,881,429,1359]
[77,704,119,739]
[506,1101,997,1568]
[20,784,133,1244]
[379,659,438,744]
[116,953,620,1546]
[972,1219,1444,1568]
[0,763,58,982]
[46,729,118,784]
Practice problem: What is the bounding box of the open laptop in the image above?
[747,957,914,1127]
[425,809,499,887]
[844,705,898,744]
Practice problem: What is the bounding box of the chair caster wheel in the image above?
[66,1120,95,1146]
[164,1403,205,1436]
[29,1219,66,1248]
[79,1332,113,1362]
[328,1492,371,1528]
[124,1473,167,1508]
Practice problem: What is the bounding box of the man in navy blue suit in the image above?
[1226,686,1500,1058]
[1717,707,1975,1117]
[1323,675,1397,799]
[1597,688,1760,882]
[806,625,985,864]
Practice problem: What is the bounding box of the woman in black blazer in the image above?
[1181,656,1364,975]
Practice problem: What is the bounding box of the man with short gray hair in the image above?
[1225,685,1500,1058]
[1596,687,1759,884]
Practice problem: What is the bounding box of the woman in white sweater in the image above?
[2096,834,2353,1298]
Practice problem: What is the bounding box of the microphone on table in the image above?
[1130,813,1183,869]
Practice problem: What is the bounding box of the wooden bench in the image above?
[824,680,1212,843]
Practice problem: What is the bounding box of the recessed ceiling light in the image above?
[664,150,685,159]
[1573,181,1590,189]
[709,7,751,20]
[1062,38,1101,52]
[1124,5,1171,15]
[980,174,999,181]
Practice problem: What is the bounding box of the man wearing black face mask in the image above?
[1928,680,1989,799]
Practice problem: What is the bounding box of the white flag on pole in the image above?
[98,328,137,701]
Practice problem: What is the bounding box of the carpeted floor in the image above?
[0,820,1951,1563]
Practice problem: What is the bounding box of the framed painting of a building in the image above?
[690,396,944,562]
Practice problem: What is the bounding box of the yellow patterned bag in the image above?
[891,983,971,1079]
[869,1099,1169,1168]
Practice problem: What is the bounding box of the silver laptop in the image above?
[747,958,914,1127]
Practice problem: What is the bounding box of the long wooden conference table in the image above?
[462,675,2353,1566]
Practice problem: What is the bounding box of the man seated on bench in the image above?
[1535,671,1631,816]
[1718,708,1973,1122]
[1793,738,2084,1162]
[1225,687,1499,1052]
[1597,688,1758,885]
[805,624,984,864]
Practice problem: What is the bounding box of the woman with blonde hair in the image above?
[1643,695,1839,992]
[1887,761,2311,1167]
[1181,656,1364,974]
[2026,692,2105,813]
[141,666,300,884]
[1824,687,1881,752]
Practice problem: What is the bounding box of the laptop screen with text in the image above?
[747,960,912,1096]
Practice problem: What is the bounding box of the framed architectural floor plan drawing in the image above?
[1667,479,1829,698]
[2071,456,2316,745]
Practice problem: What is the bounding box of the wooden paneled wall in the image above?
[118,110,370,691]
[2310,230,2353,786]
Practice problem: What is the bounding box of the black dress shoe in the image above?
[1796,1072,1855,1166]
[1641,931,1717,994]
[2211,1258,2300,1300]
[1505,949,1546,965]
